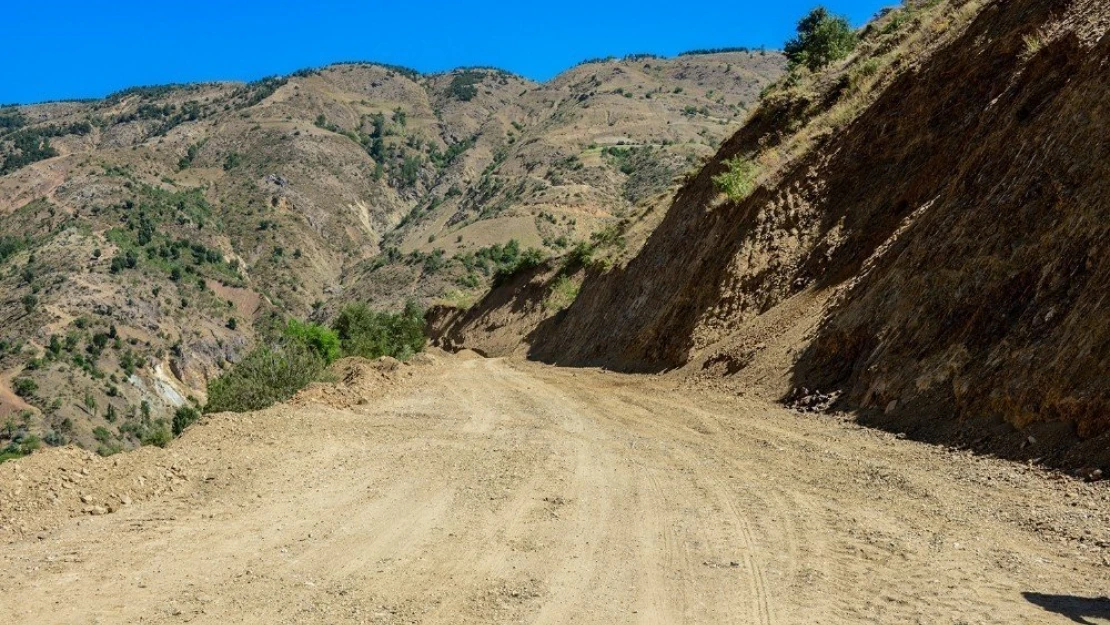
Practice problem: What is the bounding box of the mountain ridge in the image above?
[0,49,785,452]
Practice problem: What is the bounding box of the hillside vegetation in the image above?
[0,51,784,455]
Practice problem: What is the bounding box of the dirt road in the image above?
[1,355,1107,624]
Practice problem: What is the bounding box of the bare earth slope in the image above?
[434,0,1110,469]
[2,355,1107,624]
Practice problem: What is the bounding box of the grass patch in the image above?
[1021,33,1046,60]
[544,275,581,312]
[713,156,759,202]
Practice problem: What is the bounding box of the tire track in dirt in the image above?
[1,355,1106,624]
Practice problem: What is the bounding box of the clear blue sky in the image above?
[3,0,891,105]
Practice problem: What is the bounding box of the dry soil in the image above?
[1,355,1107,624]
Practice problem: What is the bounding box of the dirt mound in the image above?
[408,351,438,366]
[451,348,486,360]
[291,356,419,410]
[0,444,197,542]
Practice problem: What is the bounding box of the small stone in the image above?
[80,494,94,504]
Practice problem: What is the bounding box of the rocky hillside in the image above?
[431,0,1110,471]
[0,52,784,452]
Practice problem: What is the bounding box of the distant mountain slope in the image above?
[0,51,784,451]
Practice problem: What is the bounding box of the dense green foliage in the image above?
[105,86,212,135]
[282,319,341,364]
[172,406,200,436]
[0,108,25,132]
[205,305,425,414]
[318,61,421,80]
[603,146,639,175]
[204,340,325,414]
[492,248,545,285]
[577,53,664,66]
[12,377,37,398]
[234,76,288,108]
[399,155,422,186]
[784,6,858,71]
[103,184,243,287]
[455,239,545,285]
[332,302,425,361]
[429,137,474,168]
[178,140,206,169]
[448,71,486,101]
[0,235,27,264]
[1,126,69,174]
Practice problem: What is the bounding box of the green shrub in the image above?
[713,156,759,201]
[448,71,485,101]
[20,434,41,454]
[492,247,544,285]
[141,423,172,447]
[0,434,41,464]
[97,442,124,457]
[0,235,26,264]
[204,305,425,414]
[0,108,25,131]
[282,319,341,364]
[204,340,325,413]
[12,377,37,398]
[784,6,858,71]
[564,241,596,269]
[172,406,200,436]
[332,302,425,361]
[223,152,242,171]
[400,155,422,187]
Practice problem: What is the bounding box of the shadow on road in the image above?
[1023,592,1110,624]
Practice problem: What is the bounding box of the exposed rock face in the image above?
[435,0,1110,468]
[796,10,1110,466]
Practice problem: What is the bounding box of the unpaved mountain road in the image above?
[1,355,1107,624]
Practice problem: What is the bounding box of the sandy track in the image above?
[1,356,1107,624]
